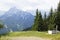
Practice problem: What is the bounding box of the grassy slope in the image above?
[0,31,60,40]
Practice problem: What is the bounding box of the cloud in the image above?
[0,0,59,11]
[0,0,15,11]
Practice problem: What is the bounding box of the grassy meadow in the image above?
[0,31,60,40]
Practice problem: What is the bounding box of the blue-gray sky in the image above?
[0,0,59,11]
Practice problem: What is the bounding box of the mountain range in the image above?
[0,7,34,34]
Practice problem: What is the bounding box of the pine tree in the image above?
[32,9,43,31]
[32,9,39,31]
[38,11,43,31]
[43,12,48,31]
[44,12,46,20]
[48,8,55,30]
[55,1,60,30]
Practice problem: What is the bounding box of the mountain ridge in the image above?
[0,7,34,34]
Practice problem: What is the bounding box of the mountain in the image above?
[27,10,36,16]
[0,7,34,34]
[0,10,5,16]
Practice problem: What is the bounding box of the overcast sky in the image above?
[0,0,59,11]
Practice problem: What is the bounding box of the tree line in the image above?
[32,1,60,31]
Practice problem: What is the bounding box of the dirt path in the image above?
[7,37,50,40]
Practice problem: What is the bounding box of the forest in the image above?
[32,1,60,31]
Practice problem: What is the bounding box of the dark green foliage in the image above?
[32,9,43,31]
[55,12,60,30]
[0,24,3,28]
[32,1,60,31]
[32,8,56,31]
[32,9,39,31]
[32,8,55,31]
[38,12,43,31]
[0,20,4,28]
[48,8,55,30]
[55,1,60,30]
[43,12,48,31]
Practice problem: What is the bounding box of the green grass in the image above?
[0,31,60,40]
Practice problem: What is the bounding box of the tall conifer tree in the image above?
[55,1,60,30]
[48,8,55,30]
[32,9,39,31]
[43,12,48,31]
[32,9,43,31]
[38,12,43,31]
